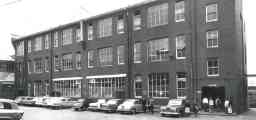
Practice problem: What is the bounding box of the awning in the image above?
[86,74,127,79]
[52,77,83,81]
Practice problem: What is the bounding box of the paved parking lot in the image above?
[20,106,256,120]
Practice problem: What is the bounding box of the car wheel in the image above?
[131,109,136,114]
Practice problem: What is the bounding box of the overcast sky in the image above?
[0,0,255,84]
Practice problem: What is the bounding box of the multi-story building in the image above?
[0,60,15,99]
[11,0,247,113]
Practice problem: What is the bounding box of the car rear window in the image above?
[0,102,13,109]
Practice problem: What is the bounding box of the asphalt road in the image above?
[20,106,256,120]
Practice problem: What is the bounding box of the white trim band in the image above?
[53,77,83,81]
[86,74,127,79]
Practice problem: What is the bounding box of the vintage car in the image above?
[0,99,24,120]
[22,97,36,106]
[100,99,123,112]
[160,99,191,117]
[117,99,144,114]
[73,98,96,111]
[46,97,79,109]
[87,99,106,111]
[34,96,50,107]
[14,96,26,105]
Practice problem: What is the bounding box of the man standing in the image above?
[202,97,209,112]
[209,97,214,112]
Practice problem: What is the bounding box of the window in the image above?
[75,28,81,42]
[54,56,60,72]
[62,53,73,71]
[53,79,82,97]
[28,40,32,53]
[88,50,94,68]
[176,72,187,99]
[75,52,81,69]
[16,41,24,56]
[176,35,186,59]
[88,24,93,40]
[88,77,126,98]
[134,75,143,98]
[133,10,142,30]
[27,60,32,74]
[175,1,185,22]
[148,38,169,62]
[99,47,113,66]
[147,3,168,28]
[148,73,169,98]
[62,28,73,46]
[45,57,50,72]
[207,30,219,48]
[34,58,44,73]
[53,32,59,47]
[134,43,142,63]
[206,4,218,22]
[207,58,219,76]
[44,34,50,49]
[98,18,112,38]
[34,36,42,51]
[117,45,125,65]
[117,15,124,34]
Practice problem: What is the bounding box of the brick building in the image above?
[0,60,15,99]
[11,0,247,113]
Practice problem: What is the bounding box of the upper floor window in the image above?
[27,60,32,74]
[147,3,168,28]
[53,32,59,48]
[62,53,73,71]
[75,28,81,42]
[99,47,113,66]
[148,38,169,62]
[54,56,60,72]
[133,10,142,30]
[117,45,125,65]
[34,58,44,73]
[75,52,81,69]
[16,41,24,56]
[45,57,50,72]
[207,58,219,76]
[117,15,124,34]
[44,34,50,49]
[88,24,93,40]
[98,18,112,38]
[34,36,42,51]
[206,4,218,23]
[88,50,94,68]
[28,40,32,53]
[176,35,186,59]
[176,72,187,99]
[207,30,219,48]
[62,28,73,46]
[175,1,185,22]
[134,43,142,63]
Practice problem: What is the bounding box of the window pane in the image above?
[148,38,169,62]
[98,18,112,38]
[117,45,125,65]
[176,35,186,59]
[206,4,218,22]
[148,3,168,27]
[175,1,185,22]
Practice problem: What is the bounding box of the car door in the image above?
[134,100,143,112]
[0,102,22,120]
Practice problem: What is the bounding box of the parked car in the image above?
[160,99,191,117]
[35,96,50,107]
[46,97,79,109]
[117,99,144,114]
[14,96,26,105]
[87,99,106,111]
[57,97,81,108]
[100,99,123,112]
[22,97,36,106]
[0,99,24,120]
[73,98,96,111]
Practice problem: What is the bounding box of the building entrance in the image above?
[201,86,225,112]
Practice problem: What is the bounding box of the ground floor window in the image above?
[134,75,143,98]
[53,79,81,97]
[88,77,126,98]
[176,72,187,99]
[33,80,49,96]
[148,73,169,98]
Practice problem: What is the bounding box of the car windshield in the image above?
[168,99,183,106]
[123,99,135,105]
[98,99,106,103]
[107,99,118,104]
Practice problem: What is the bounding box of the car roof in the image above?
[0,99,15,103]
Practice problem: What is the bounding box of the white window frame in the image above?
[148,38,169,62]
[176,72,187,99]
[75,52,81,70]
[134,75,143,98]
[88,24,93,40]
[62,53,73,71]
[98,47,113,66]
[206,4,218,23]
[207,58,220,76]
[98,18,112,38]
[134,43,142,63]
[148,73,169,98]
[28,40,32,53]
[147,3,169,28]
[34,36,42,51]
[175,0,185,22]
[75,28,82,42]
[45,57,49,72]
[62,28,73,46]
[53,32,59,48]
[207,30,219,48]
[88,50,94,68]
[117,45,125,65]
[176,35,186,59]
[117,15,124,34]
[133,11,142,31]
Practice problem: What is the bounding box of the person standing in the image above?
[227,97,233,114]
[193,103,199,117]
[202,97,209,112]
[209,97,214,112]
[224,98,230,114]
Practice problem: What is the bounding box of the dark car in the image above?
[160,99,191,117]
[73,98,96,111]
[100,99,123,112]
[0,99,24,120]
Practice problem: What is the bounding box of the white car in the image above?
[0,99,24,120]
[34,96,50,107]
[117,99,144,114]
[87,99,106,111]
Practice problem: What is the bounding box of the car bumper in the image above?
[160,111,180,115]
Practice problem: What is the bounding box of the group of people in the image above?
[141,98,154,114]
[202,97,233,114]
